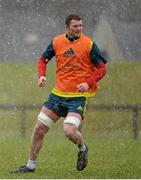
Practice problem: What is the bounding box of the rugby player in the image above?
[10,13,107,173]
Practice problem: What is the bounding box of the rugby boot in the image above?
[9,165,35,173]
[77,144,88,171]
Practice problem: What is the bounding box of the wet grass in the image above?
[0,130,141,179]
[0,60,141,178]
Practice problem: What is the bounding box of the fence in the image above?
[0,104,141,139]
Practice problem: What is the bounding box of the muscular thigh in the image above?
[41,106,60,122]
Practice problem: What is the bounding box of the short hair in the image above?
[65,14,82,26]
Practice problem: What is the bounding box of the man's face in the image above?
[66,19,83,38]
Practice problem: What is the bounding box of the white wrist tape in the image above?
[64,116,81,128]
[38,112,54,128]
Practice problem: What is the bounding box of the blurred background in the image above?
[0,0,141,137]
[0,0,141,61]
[0,0,141,136]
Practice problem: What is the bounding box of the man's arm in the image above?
[87,42,107,87]
[86,63,107,87]
[77,42,107,92]
[37,56,48,87]
[77,63,106,92]
[37,41,55,87]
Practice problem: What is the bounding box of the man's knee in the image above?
[63,124,74,138]
[63,116,81,138]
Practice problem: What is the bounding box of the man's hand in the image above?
[38,76,46,87]
[77,82,90,92]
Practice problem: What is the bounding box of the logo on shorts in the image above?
[77,106,83,111]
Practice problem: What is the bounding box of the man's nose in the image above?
[77,26,81,31]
